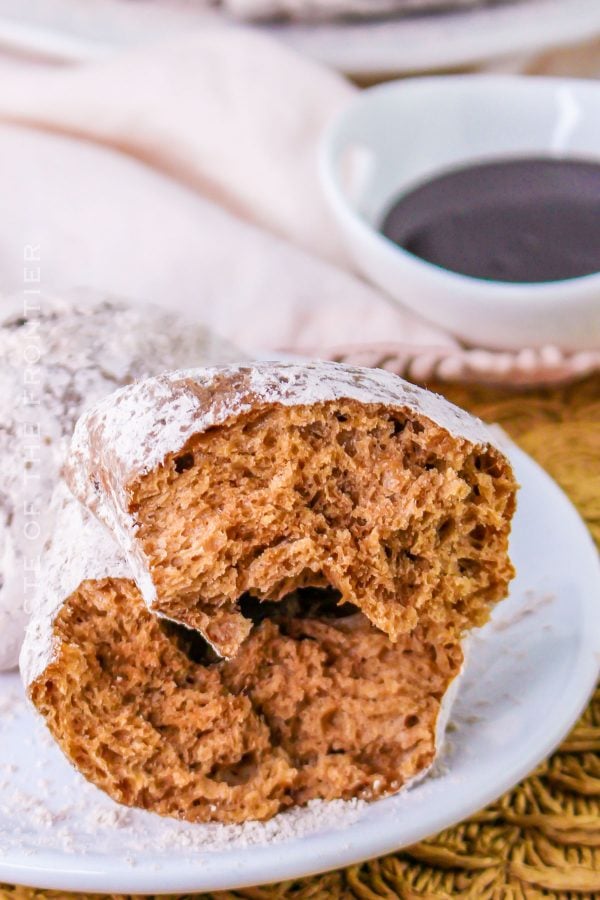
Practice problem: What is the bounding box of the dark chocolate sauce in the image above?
[380,158,600,283]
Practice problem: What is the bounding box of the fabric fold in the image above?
[0,28,596,385]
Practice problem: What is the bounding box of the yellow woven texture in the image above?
[2,374,599,900]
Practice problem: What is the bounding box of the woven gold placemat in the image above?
[2,374,599,900]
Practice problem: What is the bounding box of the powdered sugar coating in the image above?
[20,482,130,687]
[66,361,504,619]
[0,293,240,671]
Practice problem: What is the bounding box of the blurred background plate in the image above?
[270,0,600,77]
[1,0,600,76]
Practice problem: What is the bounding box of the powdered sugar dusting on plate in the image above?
[0,671,368,862]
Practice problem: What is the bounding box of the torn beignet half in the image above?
[65,362,517,658]
[21,485,464,824]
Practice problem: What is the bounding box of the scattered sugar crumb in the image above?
[491,591,554,632]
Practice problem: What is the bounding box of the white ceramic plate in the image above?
[1,0,600,76]
[0,442,599,894]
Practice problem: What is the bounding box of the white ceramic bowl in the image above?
[319,75,600,351]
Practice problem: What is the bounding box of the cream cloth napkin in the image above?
[0,28,597,385]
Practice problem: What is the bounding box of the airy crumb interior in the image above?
[131,400,516,657]
[31,581,462,824]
